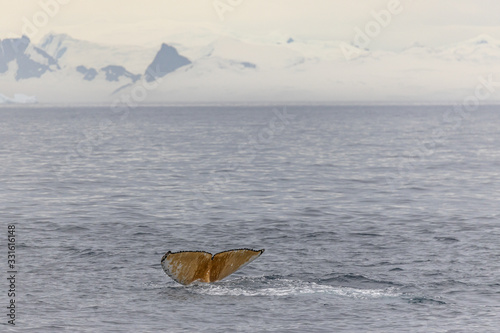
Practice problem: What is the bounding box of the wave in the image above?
[55,225,91,233]
[434,236,459,242]
[405,296,446,305]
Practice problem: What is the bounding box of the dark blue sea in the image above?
[1,105,499,332]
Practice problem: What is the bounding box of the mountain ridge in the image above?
[2,32,500,104]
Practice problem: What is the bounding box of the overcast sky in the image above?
[1,0,500,49]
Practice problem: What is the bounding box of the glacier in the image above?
[0,93,37,104]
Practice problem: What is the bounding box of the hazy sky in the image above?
[1,0,500,49]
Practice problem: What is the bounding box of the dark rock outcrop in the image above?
[76,65,98,81]
[101,65,141,83]
[144,44,191,82]
[0,35,59,80]
[241,61,256,68]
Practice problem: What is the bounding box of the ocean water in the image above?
[0,105,499,332]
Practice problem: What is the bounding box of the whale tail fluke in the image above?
[161,248,265,285]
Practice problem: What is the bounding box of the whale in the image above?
[161,248,265,285]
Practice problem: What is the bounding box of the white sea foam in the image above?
[190,278,400,298]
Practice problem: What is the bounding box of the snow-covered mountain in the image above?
[1,32,500,104]
[0,33,197,103]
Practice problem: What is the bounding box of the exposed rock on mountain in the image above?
[76,66,98,81]
[0,36,59,80]
[101,65,141,82]
[144,43,191,82]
